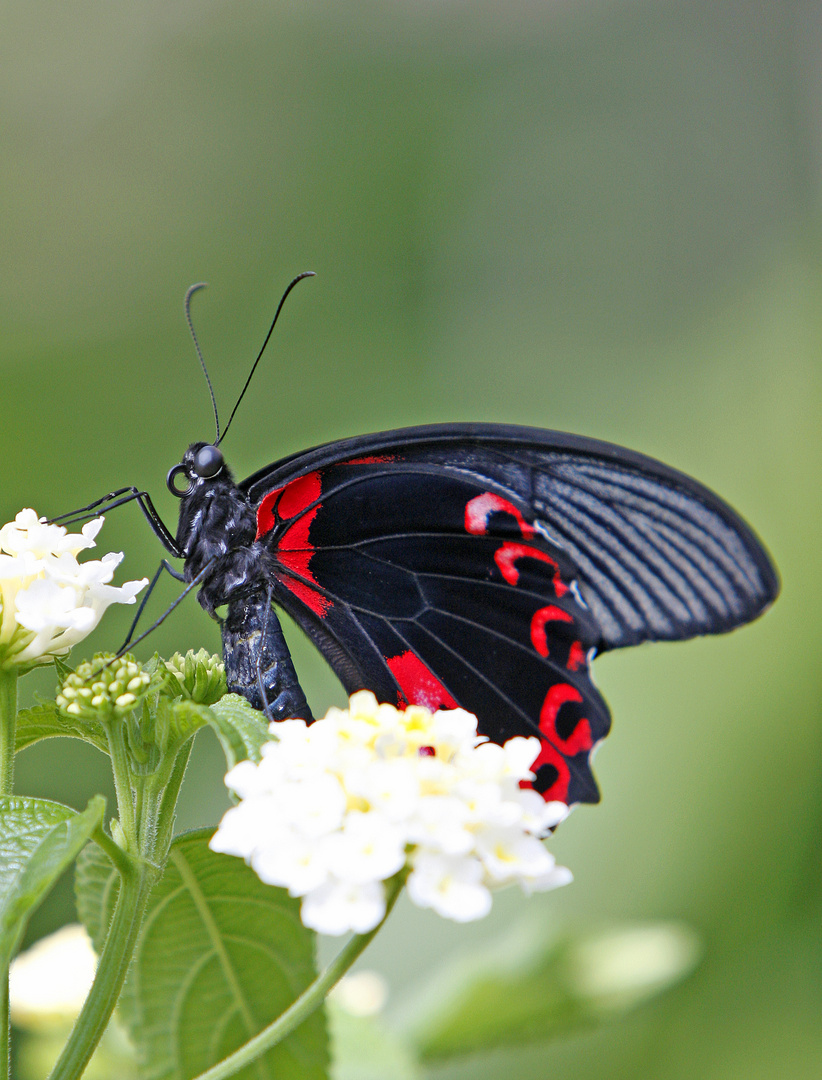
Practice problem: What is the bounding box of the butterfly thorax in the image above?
[174,443,271,616]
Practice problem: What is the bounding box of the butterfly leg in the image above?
[221,590,314,722]
[118,559,187,652]
[49,488,183,557]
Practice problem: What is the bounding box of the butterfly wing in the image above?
[242,424,777,804]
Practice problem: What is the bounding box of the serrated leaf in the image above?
[75,840,120,954]
[15,702,108,755]
[0,795,106,971]
[207,694,271,770]
[118,830,328,1080]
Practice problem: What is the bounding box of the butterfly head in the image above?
[167,442,227,498]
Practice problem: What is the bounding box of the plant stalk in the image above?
[47,863,157,1080]
[0,668,18,797]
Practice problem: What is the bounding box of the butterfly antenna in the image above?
[184,282,221,443]
[218,271,315,446]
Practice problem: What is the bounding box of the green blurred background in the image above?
[2,1,821,1077]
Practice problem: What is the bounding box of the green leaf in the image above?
[206,694,271,770]
[15,701,108,755]
[75,839,120,954]
[53,655,73,684]
[117,830,328,1080]
[0,795,106,971]
[399,916,701,1061]
[149,697,213,755]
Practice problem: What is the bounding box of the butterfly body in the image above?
[172,442,314,721]
[167,423,778,807]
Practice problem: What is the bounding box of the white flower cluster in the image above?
[0,509,147,670]
[211,691,572,936]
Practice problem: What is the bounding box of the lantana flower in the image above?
[0,508,147,670]
[211,691,572,935]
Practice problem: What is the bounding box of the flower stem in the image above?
[0,668,18,797]
[190,875,406,1080]
[103,720,137,850]
[47,862,158,1080]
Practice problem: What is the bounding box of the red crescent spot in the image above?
[386,651,458,711]
[494,542,569,596]
[539,683,592,756]
[464,492,535,539]
[522,743,570,803]
[530,605,573,656]
[566,640,586,671]
[345,455,397,465]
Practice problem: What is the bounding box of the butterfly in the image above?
[56,279,779,806]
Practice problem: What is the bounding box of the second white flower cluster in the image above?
[211,691,572,935]
[0,509,147,670]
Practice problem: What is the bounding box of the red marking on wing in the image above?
[256,471,330,618]
[278,499,331,618]
[566,640,586,671]
[345,455,397,465]
[255,471,321,539]
[494,542,569,596]
[522,683,593,803]
[465,493,535,539]
[278,472,322,519]
[530,605,573,657]
[386,650,459,711]
[278,575,331,618]
[256,486,285,539]
[525,743,570,803]
[540,683,592,756]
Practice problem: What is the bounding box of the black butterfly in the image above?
[55,281,778,806]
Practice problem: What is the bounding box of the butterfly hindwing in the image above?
[244,424,778,805]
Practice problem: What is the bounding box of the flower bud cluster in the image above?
[211,691,572,936]
[57,655,152,720]
[0,509,147,670]
[164,649,226,705]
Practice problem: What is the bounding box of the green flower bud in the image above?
[56,654,153,721]
[164,649,226,705]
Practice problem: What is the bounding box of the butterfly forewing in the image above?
[243,424,778,806]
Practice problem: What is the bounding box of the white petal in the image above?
[474,828,557,883]
[518,863,574,895]
[275,773,347,837]
[301,879,386,936]
[251,830,333,895]
[407,853,492,922]
[324,812,406,884]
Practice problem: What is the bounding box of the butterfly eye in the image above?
[193,444,224,478]
[166,464,192,498]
